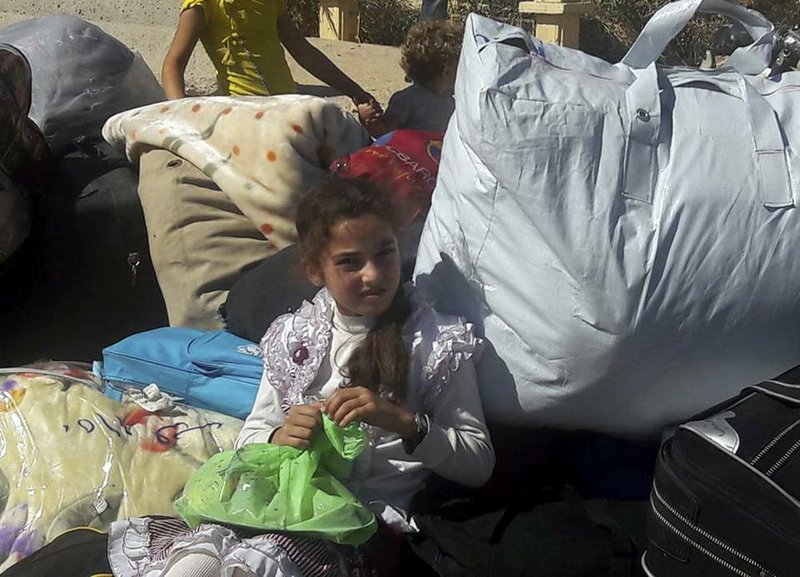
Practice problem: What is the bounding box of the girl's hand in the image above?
[357,98,383,125]
[271,403,323,448]
[356,99,391,138]
[324,387,416,437]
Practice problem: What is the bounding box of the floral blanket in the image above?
[102,95,369,249]
[0,363,242,572]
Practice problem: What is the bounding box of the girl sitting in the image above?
[107,176,494,577]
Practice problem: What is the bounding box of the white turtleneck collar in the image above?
[333,305,377,335]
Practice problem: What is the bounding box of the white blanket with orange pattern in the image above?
[102,95,369,249]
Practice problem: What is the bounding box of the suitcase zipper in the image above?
[652,484,775,577]
[127,251,140,287]
[750,417,800,466]
[765,437,800,477]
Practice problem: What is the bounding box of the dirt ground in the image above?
[183,37,409,111]
[269,38,407,109]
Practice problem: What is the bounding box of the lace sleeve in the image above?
[418,320,483,406]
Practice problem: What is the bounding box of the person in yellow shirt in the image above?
[162,0,380,116]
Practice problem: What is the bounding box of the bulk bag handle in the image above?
[620,0,793,208]
[621,0,775,75]
[623,68,795,208]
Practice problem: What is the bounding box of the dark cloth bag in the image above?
[408,484,645,577]
[0,140,167,364]
[405,425,654,577]
[1,528,111,577]
[221,244,318,343]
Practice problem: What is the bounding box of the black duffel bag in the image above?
[0,140,167,364]
[644,379,800,577]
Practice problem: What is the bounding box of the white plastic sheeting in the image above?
[0,15,164,157]
[415,1,800,437]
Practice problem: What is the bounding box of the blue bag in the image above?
[102,328,262,418]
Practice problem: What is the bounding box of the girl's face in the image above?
[308,214,401,317]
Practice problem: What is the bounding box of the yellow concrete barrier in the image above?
[319,0,359,41]
[519,0,594,48]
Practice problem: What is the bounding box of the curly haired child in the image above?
[366,20,463,138]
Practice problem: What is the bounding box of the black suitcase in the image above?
[0,141,167,364]
[643,380,800,577]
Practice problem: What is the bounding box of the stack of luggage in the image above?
[3,0,800,575]
[0,15,168,364]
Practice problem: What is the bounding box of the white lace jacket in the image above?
[237,287,495,513]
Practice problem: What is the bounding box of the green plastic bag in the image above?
[174,414,377,546]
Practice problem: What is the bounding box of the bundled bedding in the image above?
[0,363,243,572]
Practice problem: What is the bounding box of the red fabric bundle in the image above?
[329,129,444,229]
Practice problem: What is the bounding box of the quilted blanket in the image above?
[102,94,369,249]
[0,363,242,572]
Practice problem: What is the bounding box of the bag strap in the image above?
[621,64,662,202]
[746,380,800,405]
[620,0,775,75]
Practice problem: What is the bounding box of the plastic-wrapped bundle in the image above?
[0,363,242,572]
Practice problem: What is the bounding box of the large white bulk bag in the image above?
[414,0,800,437]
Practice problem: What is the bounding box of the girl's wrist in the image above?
[393,407,418,439]
[269,427,282,444]
[351,90,372,106]
[401,412,430,455]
